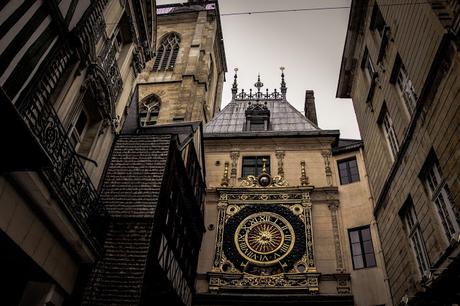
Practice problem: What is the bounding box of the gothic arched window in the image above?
[139,95,161,126]
[153,33,181,71]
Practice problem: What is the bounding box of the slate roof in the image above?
[204,99,319,135]
[100,134,171,218]
[82,220,153,305]
[83,134,172,305]
[332,138,363,154]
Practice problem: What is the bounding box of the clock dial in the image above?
[235,212,295,265]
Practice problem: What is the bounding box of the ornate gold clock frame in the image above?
[209,171,320,293]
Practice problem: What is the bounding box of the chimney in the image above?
[304,90,318,125]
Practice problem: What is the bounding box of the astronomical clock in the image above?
[209,162,320,292]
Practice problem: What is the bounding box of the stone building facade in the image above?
[0,0,155,304]
[194,71,391,306]
[81,2,227,305]
[137,1,227,125]
[337,0,460,304]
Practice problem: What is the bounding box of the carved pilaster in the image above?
[302,192,316,270]
[300,161,309,186]
[221,162,230,187]
[321,150,333,186]
[230,151,239,184]
[328,202,344,271]
[212,193,228,270]
[275,150,285,177]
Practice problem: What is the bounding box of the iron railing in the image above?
[15,1,113,252]
[99,38,123,104]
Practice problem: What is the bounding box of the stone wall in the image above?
[341,0,460,302]
[197,137,391,305]
[138,10,225,124]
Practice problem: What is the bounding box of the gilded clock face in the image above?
[234,212,295,265]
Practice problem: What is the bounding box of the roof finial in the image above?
[280,66,287,99]
[231,68,238,98]
[254,73,264,94]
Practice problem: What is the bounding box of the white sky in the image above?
[157,0,360,139]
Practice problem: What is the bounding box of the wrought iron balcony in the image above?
[12,1,115,254]
[16,42,108,252]
[99,38,123,104]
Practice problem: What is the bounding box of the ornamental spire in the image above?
[280,66,287,99]
[231,68,238,98]
[254,73,264,93]
[254,73,264,100]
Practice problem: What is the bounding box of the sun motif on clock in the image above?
[235,212,295,265]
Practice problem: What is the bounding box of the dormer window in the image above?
[244,102,270,131]
[249,120,265,131]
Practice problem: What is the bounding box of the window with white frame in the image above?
[401,197,430,276]
[392,55,418,116]
[423,157,460,243]
[363,48,376,81]
[361,47,379,105]
[380,107,399,160]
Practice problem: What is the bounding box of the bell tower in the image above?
[137,1,227,125]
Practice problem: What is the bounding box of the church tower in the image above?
[137,1,227,126]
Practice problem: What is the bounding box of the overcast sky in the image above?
[157,0,360,139]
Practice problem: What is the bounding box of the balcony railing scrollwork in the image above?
[16,42,108,250]
[17,48,108,251]
[99,38,123,104]
[14,3,111,254]
[74,0,108,63]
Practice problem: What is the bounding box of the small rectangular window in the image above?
[364,49,376,80]
[348,226,377,269]
[242,156,270,177]
[361,47,378,106]
[400,197,430,275]
[337,157,360,185]
[379,105,399,160]
[391,55,418,116]
[249,121,265,131]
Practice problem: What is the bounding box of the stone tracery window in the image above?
[153,32,181,71]
[139,95,160,127]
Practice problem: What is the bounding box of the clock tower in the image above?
[194,70,391,306]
